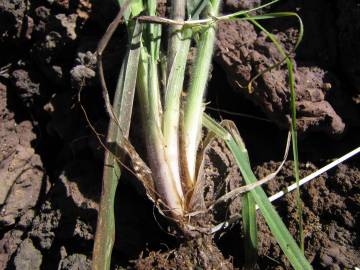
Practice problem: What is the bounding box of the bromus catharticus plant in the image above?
[91,0,313,269]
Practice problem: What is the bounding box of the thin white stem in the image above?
[259,146,360,209]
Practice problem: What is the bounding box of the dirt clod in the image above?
[13,238,42,270]
[215,19,353,136]
[29,201,61,250]
[0,0,28,41]
[0,229,24,269]
[58,253,91,270]
[0,83,44,227]
[11,69,41,107]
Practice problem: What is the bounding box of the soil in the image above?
[256,161,360,269]
[0,0,359,269]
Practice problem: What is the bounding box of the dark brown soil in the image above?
[0,0,359,269]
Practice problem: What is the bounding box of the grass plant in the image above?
[91,1,314,269]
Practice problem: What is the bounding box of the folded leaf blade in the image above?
[92,21,142,270]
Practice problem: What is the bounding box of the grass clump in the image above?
[91,1,312,269]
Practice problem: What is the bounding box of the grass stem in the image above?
[183,0,221,183]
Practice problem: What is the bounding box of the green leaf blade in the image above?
[92,22,142,270]
[202,114,312,270]
[242,193,258,267]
